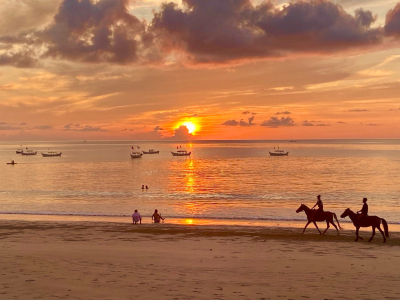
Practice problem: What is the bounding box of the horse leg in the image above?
[322,221,330,234]
[330,221,339,235]
[377,225,386,243]
[302,221,311,234]
[313,221,321,235]
[369,226,376,242]
[355,227,361,241]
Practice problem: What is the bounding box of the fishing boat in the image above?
[16,149,23,154]
[7,160,16,165]
[21,150,37,156]
[41,151,62,157]
[269,147,289,156]
[142,149,159,154]
[130,152,143,159]
[171,150,191,156]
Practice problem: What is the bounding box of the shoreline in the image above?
[2,212,400,233]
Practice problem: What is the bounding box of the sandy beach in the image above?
[1,219,400,300]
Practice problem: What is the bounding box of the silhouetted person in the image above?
[145,185,148,190]
[132,209,141,225]
[312,195,324,218]
[357,197,368,222]
[141,185,144,190]
[152,209,164,223]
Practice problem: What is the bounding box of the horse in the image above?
[340,208,389,243]
[296,204,342,235]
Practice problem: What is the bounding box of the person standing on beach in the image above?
[312,195,324,218]
[152,209,164,223]
[357,198,368,222]
[132,209,142,224]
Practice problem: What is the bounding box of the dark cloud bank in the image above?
[2,0,400,68]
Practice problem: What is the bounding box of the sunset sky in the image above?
[1,0,400,140]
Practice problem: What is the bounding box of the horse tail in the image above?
[381,218,389,238]
[333,213,342,229]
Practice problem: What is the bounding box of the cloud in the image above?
[242,111,250,114]
[32,125,53,130]
[302,120,314,126]
[62,123,107,131]
[389,108,400,111]
[385,3,400,37]
[151,0,382,65]
[261,116,295,127]
[0,0,154,67]
[348,109,369,112]
[153,125,164,131]
[0,49,39,68]
[0,0,387,67]
[337,121,347,124]
[0,124,21,130]
[171,125,193,140]
[222,115,255,126]
[221,119,239,126]
[275,111,291,115]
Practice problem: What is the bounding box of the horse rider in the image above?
[312,195,324,218]
[357,197,368,222]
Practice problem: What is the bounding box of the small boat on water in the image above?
[131,152,143,159]
[171,150,191,156]
[142,149,159,154]
[41,151,62,157]
[7,160,16,165]
[21,150,37,156]
[16,149,23,154]
[269,147,289,156]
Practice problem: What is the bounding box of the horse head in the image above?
[296,203,305,213]
[340,208,351,218]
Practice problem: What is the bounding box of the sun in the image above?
[182,121,197,134]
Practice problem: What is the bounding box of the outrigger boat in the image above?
[21,150,37,156]
[171,150,191,156]
[16,149,23,154]
[269,147,289,156]
[41,151,62,157]
[7,160,17,165]
[142,149,159,154]
[130,152,143,159]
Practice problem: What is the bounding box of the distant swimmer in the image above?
[132,209,142,225]
[312,195,324,218]
[357,197,368,222]
[152,209,165,223]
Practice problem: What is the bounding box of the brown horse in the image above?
[340,208,389,243]
[296,204,342,235]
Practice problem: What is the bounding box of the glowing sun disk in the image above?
[182,121,196,134]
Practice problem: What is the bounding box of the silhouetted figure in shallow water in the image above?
[357,197,368,222]
[312,195,324,218]
[145,185,148,190]
[152,209,164,223]
[132,209,141,225]
[141,185,144,190]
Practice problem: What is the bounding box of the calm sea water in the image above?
[1,140,400,223]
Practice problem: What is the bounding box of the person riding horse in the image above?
[312,195,324,218]
[357,197,368,223]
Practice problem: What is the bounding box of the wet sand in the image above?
[1,219,400,300]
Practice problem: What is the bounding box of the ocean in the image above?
[1,140,400,224]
